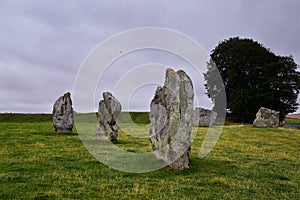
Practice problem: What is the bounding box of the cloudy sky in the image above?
[1,0,300,113]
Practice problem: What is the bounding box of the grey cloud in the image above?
[0,0,299,113]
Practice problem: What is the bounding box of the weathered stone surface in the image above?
[52,92,74,133]
[96,92,122,142]
[192,107,217,127]
[253,107,279,128]
[150,68,194,170]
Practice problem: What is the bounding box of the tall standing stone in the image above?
[150,68,194,170]
[96,92,122,142]
[253,107,279,128]
[52,92,74,133]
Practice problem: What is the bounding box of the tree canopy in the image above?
[204,37,300,122]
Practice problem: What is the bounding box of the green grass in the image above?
[0,115,300,199]
[0,112,150,124]
[0,113,52,123]
[285,117,300,125]
[119,112,150,124]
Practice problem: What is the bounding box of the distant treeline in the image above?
[0,112,150,124]
[0,113,52,123]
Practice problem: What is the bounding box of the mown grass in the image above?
[0,115,299,199]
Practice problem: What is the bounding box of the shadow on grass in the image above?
[32,131,79,137]
[119,157,238,179]
[185,158,236,175]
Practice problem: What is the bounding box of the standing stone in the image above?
[253,107,279,128]
[96,92,122,142]
[52,92,74,133]
[192,107,217,127]
[150,68,194,170]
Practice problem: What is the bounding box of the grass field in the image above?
[0,114,299,199]
[285,117,300,125]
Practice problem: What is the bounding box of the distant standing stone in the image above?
[253,107,279,128]
[150,68,194,170]
[96,92,122,142]
[52,92,74,133]
[192,107,217,127]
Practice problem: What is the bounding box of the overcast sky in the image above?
[1,0,300,113]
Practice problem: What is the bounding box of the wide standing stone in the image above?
[150,68,194,170]
[52,92,74,133]
[253,107,279,128]
[192,107,217,127]
[96,92,122,142]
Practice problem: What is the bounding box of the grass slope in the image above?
[0,115,299,199]
[285,117,300,125]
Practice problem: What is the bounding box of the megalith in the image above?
[96,92,122,142]
[149,68,194,170]
[192,107,217,127]
[52,92,74,133]
[253,107,279,128]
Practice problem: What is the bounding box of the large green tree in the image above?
[204,37,300,122]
